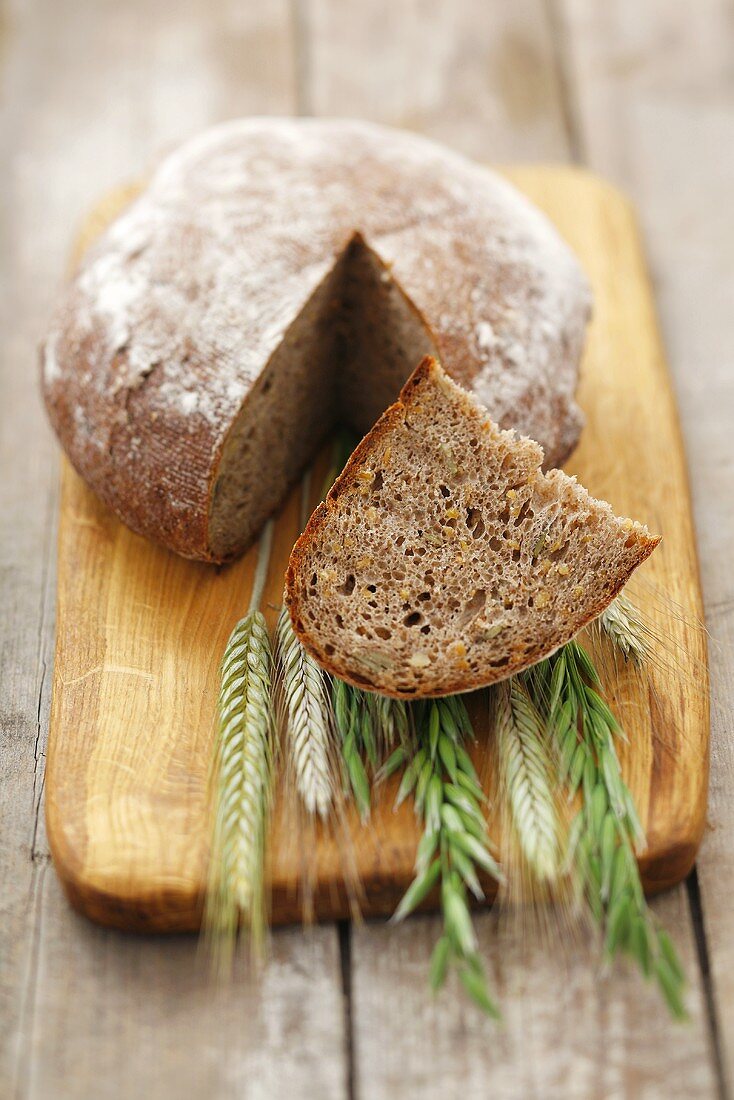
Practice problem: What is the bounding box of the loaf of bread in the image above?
[41,119,591,562]
[286,358,658,698]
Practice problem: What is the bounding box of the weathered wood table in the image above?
[3,2,732,1097]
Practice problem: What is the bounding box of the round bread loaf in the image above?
[41,118,591,562]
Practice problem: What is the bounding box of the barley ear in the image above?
[496,679,562,886]
[205,609,274,965]
[599,594,652,665]
[276,604,334,819]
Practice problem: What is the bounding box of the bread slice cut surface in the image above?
[286,357,659,698]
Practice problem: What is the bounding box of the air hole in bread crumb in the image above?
[418,591,431,602]
[404,611,423,627]
[420,625,430,635]
[512,548,521,562]
[466,588,486,614]
[466,508,485,539]
[514,500,532,526]
[338,574,356,595]
[375,626,391,640]
[439,484,450,498]
[310,573,317,586]
[489,536,502,551]
[489,656,510,668]
[325,643,335,656]
[372,470,384,492]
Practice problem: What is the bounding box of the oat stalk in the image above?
[276,604,334,819]
[528,641,687,1019]
[496,679,561,884]
[393,697,504,1017]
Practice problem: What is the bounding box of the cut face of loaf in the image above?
[209,234,435,559]
[286,357,659,697]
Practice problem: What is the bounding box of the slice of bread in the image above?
[286,357,659,698]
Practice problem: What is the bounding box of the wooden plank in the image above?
[47,168,708,936]
[305,0,571,161]
[1,2,347,1097]
[557,0,734,1089]
[351,889,716,1100]
[21,871,346,1100]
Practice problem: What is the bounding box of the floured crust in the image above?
[286,358,659,698]
[41,119,591,561]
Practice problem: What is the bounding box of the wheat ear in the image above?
[276,603,334,819]
[206,522,275,960]
[496,680,561,885]
[599,594,651,665]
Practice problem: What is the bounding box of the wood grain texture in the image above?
[46,166,709,931]
[558,2,734,1088]
[351,889,717,1100]
[304,0,570,160]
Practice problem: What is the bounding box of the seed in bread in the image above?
[286,357,659,698]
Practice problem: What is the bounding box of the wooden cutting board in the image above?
[46,167,709,932]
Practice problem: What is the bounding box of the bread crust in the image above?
[41,119,591,561]
[286,357,659,698]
